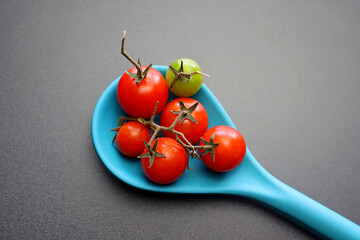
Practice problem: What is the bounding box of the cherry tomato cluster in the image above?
[112,31,246,184]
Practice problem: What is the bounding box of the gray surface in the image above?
[1,1,360,239]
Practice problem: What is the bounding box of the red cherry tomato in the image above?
[115,121,151,157]
[199,125,246,172]
[160,98,209,145]
[117,66,169,119]
[141,137,187,184]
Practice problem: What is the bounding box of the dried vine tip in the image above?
[200,133,219,162]
[121,30,152,84]
[198,72,210,77]
[111,132,118,144]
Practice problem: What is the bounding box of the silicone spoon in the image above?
[92,65,360,239]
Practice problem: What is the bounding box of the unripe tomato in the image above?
[115,121,151,157]
[166,58,203,97]
[141,137,187,184]
[199,125,246,172]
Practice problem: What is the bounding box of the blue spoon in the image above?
[92,65,360,239]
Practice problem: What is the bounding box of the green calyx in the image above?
[168,61,209,89]
[170,101,199,124]
[200,133,219,162]
[125,58,153,84]
[137,139,165,168]
[168,61,190,88]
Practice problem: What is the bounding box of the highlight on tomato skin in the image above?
[115,121,151,157]
[140,137,188,185]
[199,125,246,172]
[160,97,209,145]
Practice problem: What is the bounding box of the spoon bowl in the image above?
[92,65,360,239]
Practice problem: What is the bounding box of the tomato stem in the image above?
[111,101,218,169]
[121,31,152,84]
[168,61,210,89]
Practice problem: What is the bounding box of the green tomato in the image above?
[166,58,203,97]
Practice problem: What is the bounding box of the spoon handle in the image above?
[240,151,360,239]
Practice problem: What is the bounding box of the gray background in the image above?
[1,1,360,239]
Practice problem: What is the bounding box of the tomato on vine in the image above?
[117,31,168,119]
[117,66,168,118]
[139,137,187,184]
[199,125,246,172]
[166,58,208,97]
[112,121,151,157]
[160,98,209,145]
